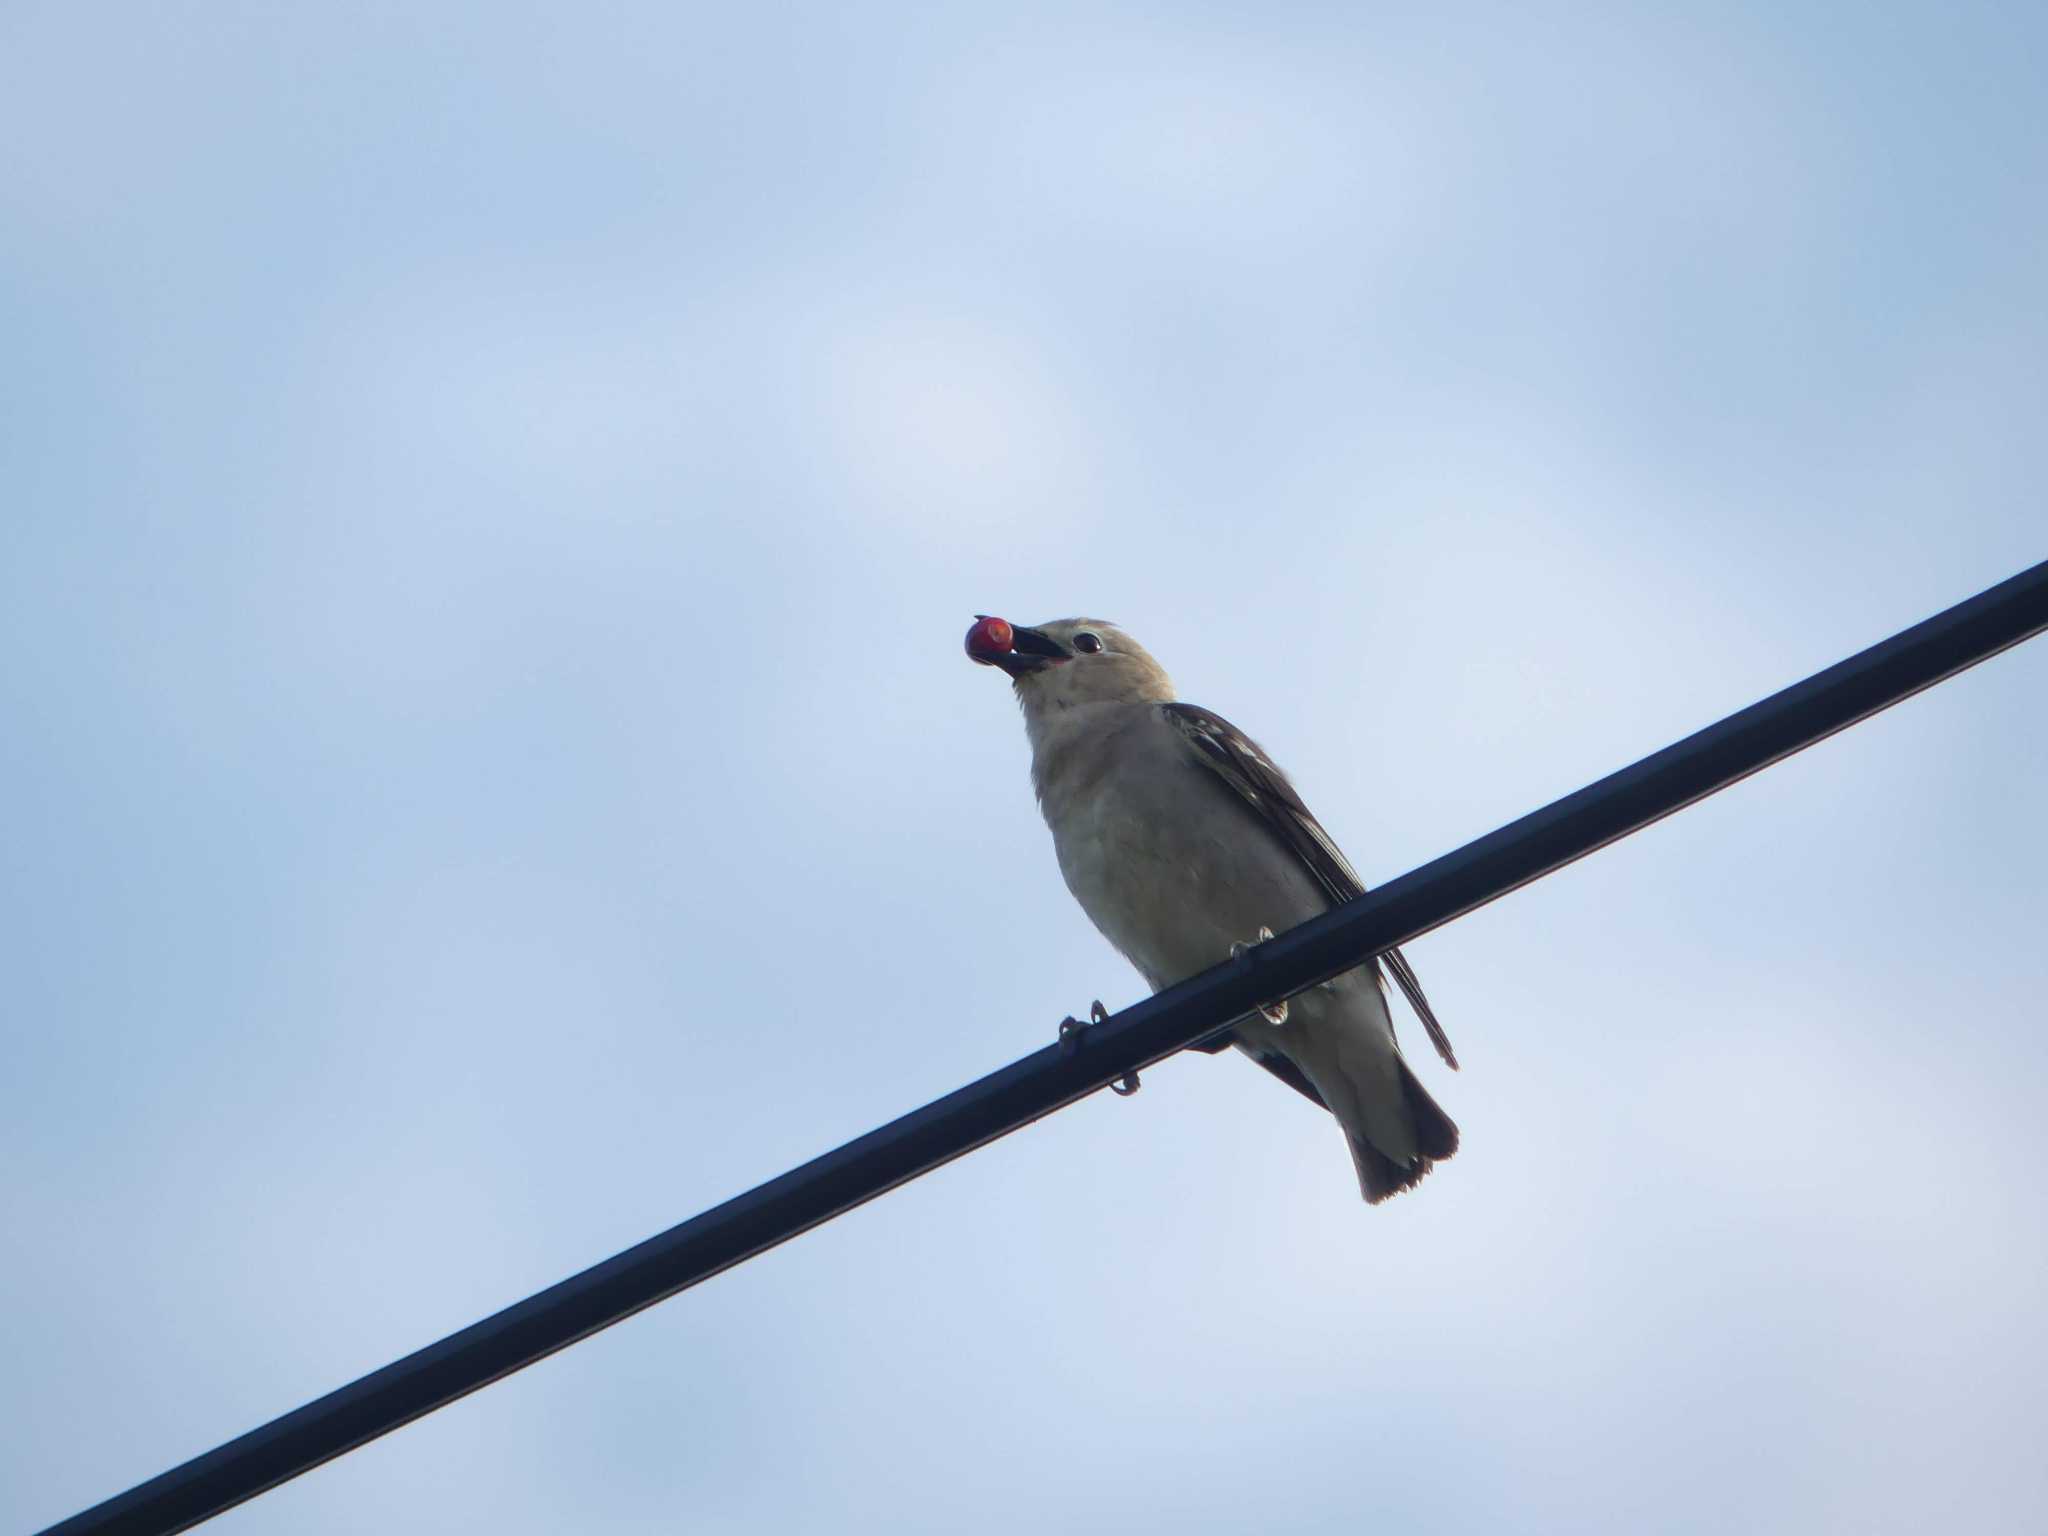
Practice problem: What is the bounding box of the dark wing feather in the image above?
[1188,1028,1325,1104]
[1381,946,1458,1071]
[1162,703,1459,1071]
[1247,1048,1327,1108]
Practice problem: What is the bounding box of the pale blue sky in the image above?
[4,3,2045,1532]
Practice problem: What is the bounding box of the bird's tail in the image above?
[1348,1057,1460,1205]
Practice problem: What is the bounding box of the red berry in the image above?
[965,615,1014,660]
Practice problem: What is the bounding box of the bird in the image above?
[966,614,1458,1203]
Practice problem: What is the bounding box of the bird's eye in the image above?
[1073,632,1104,654]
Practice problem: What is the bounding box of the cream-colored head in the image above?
[966,616,1176,713]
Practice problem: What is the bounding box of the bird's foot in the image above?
[1056,1001,1139,1096]
[1229,926,1289,1025]
[1056,999,1110,1052]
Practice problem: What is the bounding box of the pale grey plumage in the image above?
[973,616,1458,1203]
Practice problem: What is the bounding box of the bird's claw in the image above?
[1229,926,1290,1025]
[1056,1001,1139,1096]
[1057,999,1110,1052]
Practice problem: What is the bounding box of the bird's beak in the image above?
[968,620,1068,678]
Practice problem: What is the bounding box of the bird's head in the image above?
[964,615,1175,711]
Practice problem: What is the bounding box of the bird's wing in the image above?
[1162,702,1459,1071]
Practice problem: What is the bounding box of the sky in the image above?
[3,2,2045,1532]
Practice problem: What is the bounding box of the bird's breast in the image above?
[1045,764,1327,991]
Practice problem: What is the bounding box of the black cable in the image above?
[38,559,2048,1536]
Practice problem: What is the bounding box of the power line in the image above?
[38,559,2048,1536]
